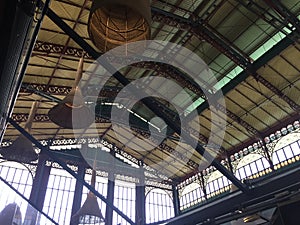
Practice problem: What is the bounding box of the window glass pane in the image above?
[277,149,286,162]
[244,165,251,177]
[238,168,246,180]
[43,168,76,225]
[291,142,300,155]
[146,188,174,223]
[112,180,135,225]
[250,162,258,174]
[284,146,293,159]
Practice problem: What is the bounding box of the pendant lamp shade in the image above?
[48,57,94,129]
[0,102,39,163]
[88,0,151,52]
[72,170,105,224]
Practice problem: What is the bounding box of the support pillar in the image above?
[105,150,116,225]
[105,176,115,225]
[136,164,145,225]
[70,163,86,225]
[25,153,51,225]
[172,184,180,216]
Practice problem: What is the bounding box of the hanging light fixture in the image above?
[72,169,105,224]
[88,0,152,52]
[0,101,39,163]
[48,57,94,129]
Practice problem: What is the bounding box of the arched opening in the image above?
[145,188,174,223]
[272,132,300,168]
[180,182,204,210]
[235,153,270,180]
[206,171,231,198]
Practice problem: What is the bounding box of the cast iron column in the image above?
[136,164,145,225]
[25,153,51,225]
[105,150,116,225]
[172,184,180,216]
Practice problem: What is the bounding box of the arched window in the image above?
[206,171,231,198]
[235,153,270,180]
[113,179,136,225]
[180,182,204,210]
[145,188,174,223]
[42,167,77,225]
[272,132,300,166]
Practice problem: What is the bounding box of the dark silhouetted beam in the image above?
[264,0,300,33]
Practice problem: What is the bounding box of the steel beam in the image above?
[6,110,173,183]
[236,0,299,41]
[252,72,300,111]
[105,150,116,225]
[28,153,51,225]
[45,8,248,193]
[136,164,146,225]
[172,184,180,216]
[46,9,99,59]
[226,113,300,155]
[152,7,251,69]
[31,41,261,138]
[185,33,295,122]
[264,0,300,33]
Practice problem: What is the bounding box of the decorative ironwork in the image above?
[115,174,139,184]
[145,180,172,190]
[86,168,108,178]
[25,164,37,177]
[145,186,154,195]
[21,83,71,95]
[30,137,170,180]
[34,41,92,59]
[11,113,50,123]
[67,164,78,172]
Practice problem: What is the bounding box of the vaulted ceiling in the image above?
[2,0,300,182]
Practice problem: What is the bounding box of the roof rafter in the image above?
[32,41,261,143]
[45,7,249,192]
